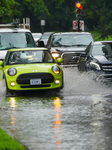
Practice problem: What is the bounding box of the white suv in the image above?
[0,28,36,60]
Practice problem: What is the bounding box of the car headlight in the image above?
[8,67,17,76]
[51,53,60,59]
[90,62,101,70]
[52,65,60,74]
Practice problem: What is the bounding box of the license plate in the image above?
[30,79,41,85]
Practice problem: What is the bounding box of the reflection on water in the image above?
[90,94,106,150]
[1,67,112,150]
[9,97,17,131]
[53,97,62,150]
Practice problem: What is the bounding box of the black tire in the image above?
[4,76,12,95]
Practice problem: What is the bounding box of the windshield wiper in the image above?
[59,45,71,47]
[9,46,21,49]
[0,46,21,50]
[53,45,70,47]
[71,44,87,47]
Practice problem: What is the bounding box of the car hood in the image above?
[5,63,58,74]
[94,55,112,64]
[51,46,87,52]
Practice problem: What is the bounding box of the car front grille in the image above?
[20,84,51,88]
[16,73,54,84]
[102,64,112,72]
[61,52,81,66]
[101,64,112,81]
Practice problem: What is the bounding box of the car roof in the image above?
[93,41,112,45]
[0,28,31,33]
[52,32,92,35]
[32,33,42,35]
[42,32,53,35]
[8,47,48,52]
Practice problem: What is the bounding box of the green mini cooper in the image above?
[0,47,63,93]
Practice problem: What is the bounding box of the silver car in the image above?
[0,28,36,60]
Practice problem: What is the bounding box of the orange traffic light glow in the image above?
[76,3,83,10]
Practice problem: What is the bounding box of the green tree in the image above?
[82,0,112,38]
[0,0,15,23]
[0,0,15,17]
[13,0,65,32]
[43,0,76,32]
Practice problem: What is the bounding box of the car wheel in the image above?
[5,80,10,92]
[4,77,12,95]
[54,83,64,92]
[5,80,15,96]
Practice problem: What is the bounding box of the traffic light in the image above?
[76,2,83,20]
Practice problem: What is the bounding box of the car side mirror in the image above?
[38,41,45,47]
[56,58,63,64]
[0,60,3,66]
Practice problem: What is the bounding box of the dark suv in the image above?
[42,32,95,66]
[78,41,112,82]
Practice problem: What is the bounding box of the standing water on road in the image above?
[0,67,112,150]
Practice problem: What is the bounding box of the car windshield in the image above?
[0,32,35,50]
[52,34,94,47]
[92,44,112,56]
[6,50,54,65]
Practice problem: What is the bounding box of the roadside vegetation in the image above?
[90,31,112,41]
[0,0,112,39]
[0,127,26,150]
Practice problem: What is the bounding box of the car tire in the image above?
[5,79,10,92]
[3,75,11,94]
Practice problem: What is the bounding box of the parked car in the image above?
[78,41,112,82]
[38,32,95,66]
[0,47,63,93]
[32,33,42,43]
[0,25,36,61]
[38,32,53,46]
[1,47,63,93]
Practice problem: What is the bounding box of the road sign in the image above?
[41,20,45,26]
[73,20,84,31]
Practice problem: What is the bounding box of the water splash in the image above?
[0,81,6,97]
[0,67,111,97]
[62,67,112,94]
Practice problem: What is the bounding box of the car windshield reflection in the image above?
[52,34,94,47]
[92,44,112,56]
[0,32,35,50]
[7,50,54,65]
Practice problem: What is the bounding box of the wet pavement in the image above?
[0,67,112,150]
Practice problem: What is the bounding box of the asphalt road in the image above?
[0,67,112,150]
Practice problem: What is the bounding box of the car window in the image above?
[51,34,94,47]
[92,44,112,56]
[7,50,54,65]
[0,32,35,50]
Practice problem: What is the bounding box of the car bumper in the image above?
[5,73,63,91]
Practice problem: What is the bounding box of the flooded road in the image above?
[0,67,112,150]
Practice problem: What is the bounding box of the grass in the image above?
[89,31,112,41]
[0,127,26,150]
